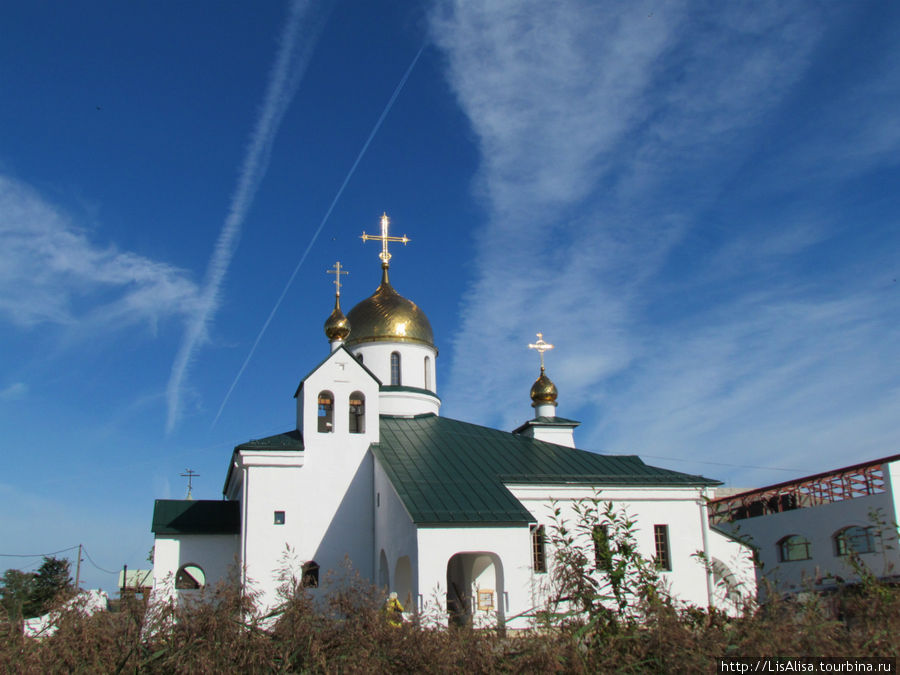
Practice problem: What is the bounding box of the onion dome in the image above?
[324,295,351,342]
[530,367,558,407]
[345,265,434,348]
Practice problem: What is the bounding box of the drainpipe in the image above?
[699,487,714,609]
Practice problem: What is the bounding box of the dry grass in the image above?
[1,575,897,674]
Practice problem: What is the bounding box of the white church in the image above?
[151,214,754,627]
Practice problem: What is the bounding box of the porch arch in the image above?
[446,552,504,626]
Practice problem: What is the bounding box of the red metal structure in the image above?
[708,454,899,525]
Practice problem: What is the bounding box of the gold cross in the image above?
[528,332,554,371]
[327,261,349,295]
[361,212,409,265]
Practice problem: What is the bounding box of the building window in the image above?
[834,526,876,556]
[317,391,333,433]
[654,524,672,571]
[175,564,206,590]
[593,524,610,570]
[531,524,547,573]
[390,352,401,385]
[302,561,319,588]
[424,356,431,390]
[274,511,285,525]
[349,391,365,434]
[778,534,812,562]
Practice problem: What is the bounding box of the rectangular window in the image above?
[654,524,672,571]
[531,524,547,573]
[593,524,609,570]
[274,510,285,525]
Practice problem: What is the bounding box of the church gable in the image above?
[294,344,380,438]
[372,414,719,527]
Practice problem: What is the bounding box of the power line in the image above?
[0,545,79,558]
[81,546,119,576]
[611,451,801,474]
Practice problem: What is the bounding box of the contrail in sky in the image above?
[166,0,318,433]
[210,44,426,430]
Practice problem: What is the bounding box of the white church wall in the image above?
[706,529,758,613]
[348,342,437,393]
[507,484,755,613]
[416,526,532,628]
[237,455,305,609]
[521,424,575,448]
[373,456,418,604]
[151,534,239,604]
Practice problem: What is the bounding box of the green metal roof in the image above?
[223,429,304,494]
[379,385,441,401]
[235,429,304,452]
[511,416,581,434]
[372,414,720,527]
[152,500,240,535]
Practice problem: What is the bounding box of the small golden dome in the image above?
[324,296,351,341]
[530,367,558,407]
[345,266,434,348]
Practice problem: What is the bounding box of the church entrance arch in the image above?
[394,556,413,609]
[446,552,504,626]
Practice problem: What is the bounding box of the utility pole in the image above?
[75,543,83,590]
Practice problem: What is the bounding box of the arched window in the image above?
[778,535,811,562]
[834,526,876,556]
[317,391,334,433]
[390,352,401,386]
[424,356,431,390]
[349,391,365,434]
[175,563,205,590]
[302,561,319,588]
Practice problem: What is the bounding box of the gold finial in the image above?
[361,212,410,266]
[327,261,349,296]
[528,332,554,372]
[324,261,351,343]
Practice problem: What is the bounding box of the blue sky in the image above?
[1,1,898,593]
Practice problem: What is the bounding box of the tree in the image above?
[0,568,37,619]
[0,556,73,620]
[31,556,73,614]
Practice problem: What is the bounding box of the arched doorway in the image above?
[394,556,413,610]
[446,552,504,626]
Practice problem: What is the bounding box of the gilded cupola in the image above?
[324,261,351,345]
[345,213,435,349]
[324,296,351,342]
[344,265,434,348]
[530,367,558,407]
[528,333,558,410]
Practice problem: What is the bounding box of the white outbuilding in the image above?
[151,214,755,626]
[709,454,900,596]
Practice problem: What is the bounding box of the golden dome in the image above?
[324,296,351,341]
[530,367,558,407]
[345,266,434,348]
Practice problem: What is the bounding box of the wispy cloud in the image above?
[0,382,28,401]
[431,1,900,483]
[165,0,320,432]
[0,175,200,331]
